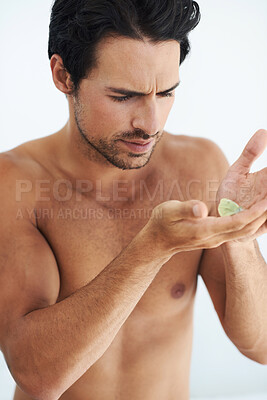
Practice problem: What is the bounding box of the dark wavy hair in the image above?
[48,0,200,92]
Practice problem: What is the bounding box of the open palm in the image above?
[216,129,267,240]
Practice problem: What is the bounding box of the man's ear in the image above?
[50,54,74,95]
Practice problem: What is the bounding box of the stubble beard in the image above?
[73,96,163,171]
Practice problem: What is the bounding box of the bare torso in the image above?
[10,131,212,400]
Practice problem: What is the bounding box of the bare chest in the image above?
[34,173,203,319]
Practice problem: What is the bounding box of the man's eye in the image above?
[111,92,174,103]
[111,95,132,103]
[163,92,175,98]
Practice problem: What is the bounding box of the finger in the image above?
[257,166,267,176]
[186,213,266,249]
[230,129,267,174]
[180,211,267,250]
[253,220,267,238]
[160,200,209,221]
[218,211,267,243]
[198,199,267,237]
[244,219,267,242]
[257,166,267,194]
[233,222,267,243]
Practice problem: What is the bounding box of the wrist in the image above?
[221,239,256,252]
[133,223,173,264]
[221,239,259,270]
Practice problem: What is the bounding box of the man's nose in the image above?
[131,99,161,136]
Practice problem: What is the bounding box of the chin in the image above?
[109,155,151,170]
[122,158,151,170]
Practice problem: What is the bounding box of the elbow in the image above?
[238,348,267,365]
[17,385,60,400]
[250,355,267,365]
[13,369,62,400]
[7,349,70,400]
[255,354,267,365]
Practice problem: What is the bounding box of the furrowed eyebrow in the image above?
[105,81,181,97]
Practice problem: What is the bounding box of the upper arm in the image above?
[197,138,230,326]
[198,247,226,325]
[0,156,60,353]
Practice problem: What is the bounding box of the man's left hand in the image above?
[216,129,267,242]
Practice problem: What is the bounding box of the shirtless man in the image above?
[0,0,267,399]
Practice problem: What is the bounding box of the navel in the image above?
[170,283,186,299]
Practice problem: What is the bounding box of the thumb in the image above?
[231,129,267,174]
[158,200,209,221]
[190,201,209,219]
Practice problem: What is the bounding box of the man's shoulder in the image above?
[163,132,229,177]
[0,150,25,182]
[0,144,37,182]
[0,134,55,178]
[0,143,44,226]
[164,131,222,153]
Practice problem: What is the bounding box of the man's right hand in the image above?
[142,199,267,256]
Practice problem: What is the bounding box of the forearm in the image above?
[8,229,170,399]
[221,239,267,362]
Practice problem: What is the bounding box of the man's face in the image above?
[71,36,180,170]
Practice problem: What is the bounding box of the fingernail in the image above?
[193,205,202,217]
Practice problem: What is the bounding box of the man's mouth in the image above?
[119,139,154,153]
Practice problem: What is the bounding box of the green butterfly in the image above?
[218,198,243,217]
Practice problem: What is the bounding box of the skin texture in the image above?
[51,36,179,175]
[0,36,266,400]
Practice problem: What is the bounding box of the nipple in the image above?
[171,283,186,299]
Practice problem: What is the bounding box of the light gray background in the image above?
[0,0,266,399]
